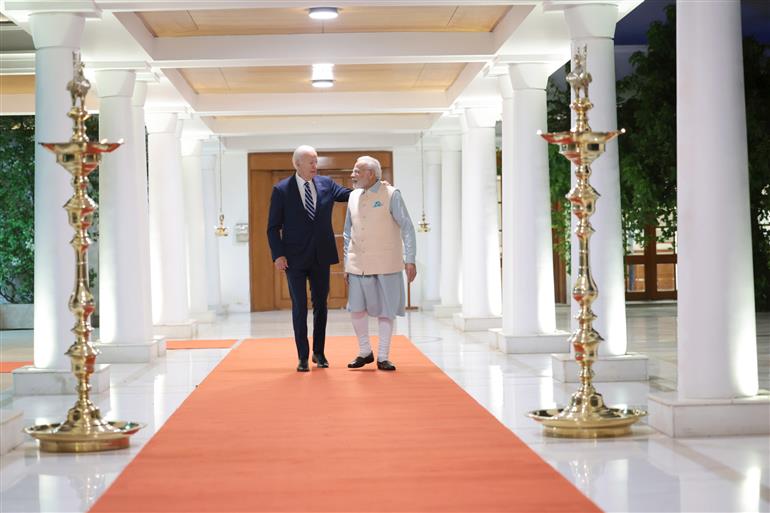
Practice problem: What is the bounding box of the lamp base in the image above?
[528,407,646,438]
[25,420,144,452]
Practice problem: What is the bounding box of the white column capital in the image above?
[29,12,85,49]
[424,149,441,166]
[132,81,148,107]
[508,63,553,91]
[181,138,203,158]
[462,107,499,130]
[94,70,136,99]
[498,74,513,99]
[563,3,619,39]
[440,134,462,152]
[146,112,178,135]
[201,154,217,171]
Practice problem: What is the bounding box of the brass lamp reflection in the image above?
[24,53,143,452]
[527,46,646,437]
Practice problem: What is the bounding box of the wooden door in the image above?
[248,151,393,311]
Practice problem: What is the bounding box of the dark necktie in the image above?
[304,181,315,220]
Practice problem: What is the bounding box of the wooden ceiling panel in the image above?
[140,10,198,37]
[191,8,313,36]
[326,7,457,33]
[178,63,466,94]
[414,63,466,89]
[137,6,511,37]
[447,6,511,31]
[221,67,307,93]
[179,68,229,93]
[0,75,35,94]
[336,64,423,90]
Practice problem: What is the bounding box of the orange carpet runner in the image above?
[90,336,600,512]
[0,361,32,373]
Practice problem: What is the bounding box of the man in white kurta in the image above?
[344,156,417,371]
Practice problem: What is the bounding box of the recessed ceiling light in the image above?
[308,7,339,20]
[311,63,335,88]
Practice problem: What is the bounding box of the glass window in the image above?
[657,263,676,291]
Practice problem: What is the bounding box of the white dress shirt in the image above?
[294,173,317,212]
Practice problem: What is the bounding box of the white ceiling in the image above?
[0,0,643,149]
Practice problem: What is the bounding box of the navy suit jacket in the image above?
[267,174,351,269]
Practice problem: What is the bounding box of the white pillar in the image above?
[181,139,214,323]
[499,76,516,334]
[92,70,159,363]
[13,12,110,395]
[648,0,768,437]
[146,113,197,339]
[201,151,223,310]
[494,64,569,354]
[29,13,84,370]
[421,147,442,308]
[564,3,627,356]
[434,134,462,318]
[453,107,502,331]
[552,3,648,382]
[131,82,157,351]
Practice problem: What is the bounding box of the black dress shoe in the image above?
[347,352,374,368]
[377,360,396,371]
[296,358,309,372]
[312,353,329,368]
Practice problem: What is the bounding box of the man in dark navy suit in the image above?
[267,145,351,372]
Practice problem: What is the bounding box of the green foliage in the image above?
[0,114,100,304]
[743,37,770,310]
[615,3,770,310]
[547,67,572,271]
[0,116,35,303]
[617,4,678,249]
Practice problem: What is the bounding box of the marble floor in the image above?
[1,304,769,513]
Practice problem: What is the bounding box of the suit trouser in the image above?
[286,262,330,360]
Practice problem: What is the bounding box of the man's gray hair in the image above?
[356,155,382,180]
[292,145,316,169]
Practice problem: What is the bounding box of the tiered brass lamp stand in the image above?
[528,47,646,437]
[25,54,144,452]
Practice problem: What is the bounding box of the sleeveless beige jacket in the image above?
[345,185,404,275]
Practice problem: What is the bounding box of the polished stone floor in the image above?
[1,304,768,513]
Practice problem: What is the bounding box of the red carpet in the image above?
[166,339,238,350]
[0,361,32,373]
[90,336,600,512]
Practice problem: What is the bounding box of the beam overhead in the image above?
[0,1,645,140]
